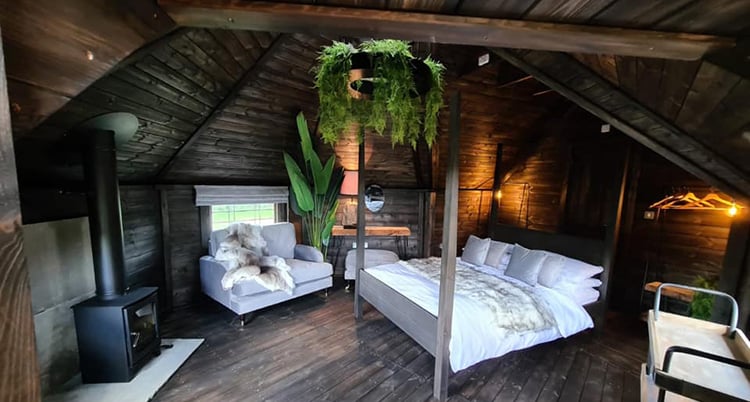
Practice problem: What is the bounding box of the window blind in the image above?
[194,185,289,206]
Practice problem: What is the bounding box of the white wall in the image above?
[24,217,96,395]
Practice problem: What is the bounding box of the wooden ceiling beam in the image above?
[493,48,750,203]
[156,34,287,180]
[157,0,733,60]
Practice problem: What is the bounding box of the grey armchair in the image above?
[200,222,332,325]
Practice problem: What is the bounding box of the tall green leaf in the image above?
[296,112,315,164]
[321,201,338,246]
[309,152,327,195]
[284,152,314,212]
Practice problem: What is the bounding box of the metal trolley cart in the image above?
[641,283,750,401]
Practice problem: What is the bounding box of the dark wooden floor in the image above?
[154,288,646,402]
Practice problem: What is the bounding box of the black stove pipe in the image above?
[82,129,126,300]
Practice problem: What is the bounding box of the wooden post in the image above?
[598,143,631,331]
[488,143,503,230]
[0,28,41,401]
[199,206,211,250]
[354,128,366,320]
[434,92,461,401]
[159,189,174,312]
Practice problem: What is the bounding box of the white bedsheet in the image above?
[365,261,594,371]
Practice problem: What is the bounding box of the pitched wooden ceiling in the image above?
[5,0,750,197]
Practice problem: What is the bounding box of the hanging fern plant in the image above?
[314,39,445,148]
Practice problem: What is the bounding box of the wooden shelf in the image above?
[644,281,695,303]
[331,225,411,237]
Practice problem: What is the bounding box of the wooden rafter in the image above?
[157,0,734,60]
[493,48,750,203]
[156,33,287,179]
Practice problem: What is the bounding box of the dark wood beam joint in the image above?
[156,34,288,180]
[493,48,750,203]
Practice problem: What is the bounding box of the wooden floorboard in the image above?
[153,288,646,402]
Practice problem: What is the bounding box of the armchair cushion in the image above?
[294,244,324,262]
[261,223,296,258]
[231,258,332,297]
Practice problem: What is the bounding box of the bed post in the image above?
[434,92,461,402]
[354,128,366,320]
[598,143,630,331]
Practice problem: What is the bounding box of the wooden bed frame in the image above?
[357,223,609,357]
[353,93,625,402]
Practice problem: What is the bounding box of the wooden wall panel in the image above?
[431,190,494,256]
[164,34,325,184]
[163,186,204,307]
[495,133,568,233]
[3,0,174,136]
[14,28,276,184]
[120,186,165,303]
[610,146,732,312]
[0,29,41,401]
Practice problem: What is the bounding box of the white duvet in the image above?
[365,258,593,371]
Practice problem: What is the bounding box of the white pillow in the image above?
[537,252,565,288]
[559,256,604,283]
[567,287,600,305]
[552,277,602,294]
[505,244,547,286]
[484,240,514,270]
[462,235,491,266]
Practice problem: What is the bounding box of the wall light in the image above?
[728,202,738,217]
[495,190,502,200]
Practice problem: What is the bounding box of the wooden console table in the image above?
[330,225,412,269]
[331,225,411,237]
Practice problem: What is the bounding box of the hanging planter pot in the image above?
[315,39,445,148]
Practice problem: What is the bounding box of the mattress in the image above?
[365,260,594,371]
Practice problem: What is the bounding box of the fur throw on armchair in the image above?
[215,223,295,294]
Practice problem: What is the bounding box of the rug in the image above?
[45,338,203,402]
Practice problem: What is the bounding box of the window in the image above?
[211,203,279,230]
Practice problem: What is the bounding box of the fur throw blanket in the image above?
[215,223,295,294]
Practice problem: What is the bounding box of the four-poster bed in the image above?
[352,92,616,401]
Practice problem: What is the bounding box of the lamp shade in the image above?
[340,170,358,195]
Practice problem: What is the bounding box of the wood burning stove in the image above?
[73,287,160,383]
[70,113,161,383]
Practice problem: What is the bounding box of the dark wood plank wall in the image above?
[0,27,41,401]
[120,186,166,305]
[164,34,329,184]
[431,190,494,256]
[495,133,568,233]
[13,28,278,183]
[161,186,204,307]
[610,146,733,312]
[2,0,174,136]
[569,53,750,198]
[429,49,566,254]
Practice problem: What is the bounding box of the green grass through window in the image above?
[211,203,276,230]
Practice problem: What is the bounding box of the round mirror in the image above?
[365,185,385,213]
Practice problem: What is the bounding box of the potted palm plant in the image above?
[284,112,344,255]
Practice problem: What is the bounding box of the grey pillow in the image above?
[484,240,513,269]
[462,235,491,266]
[505,244,547,286]
[538,252,565,288]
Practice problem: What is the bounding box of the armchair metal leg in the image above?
[237,313,255,327]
